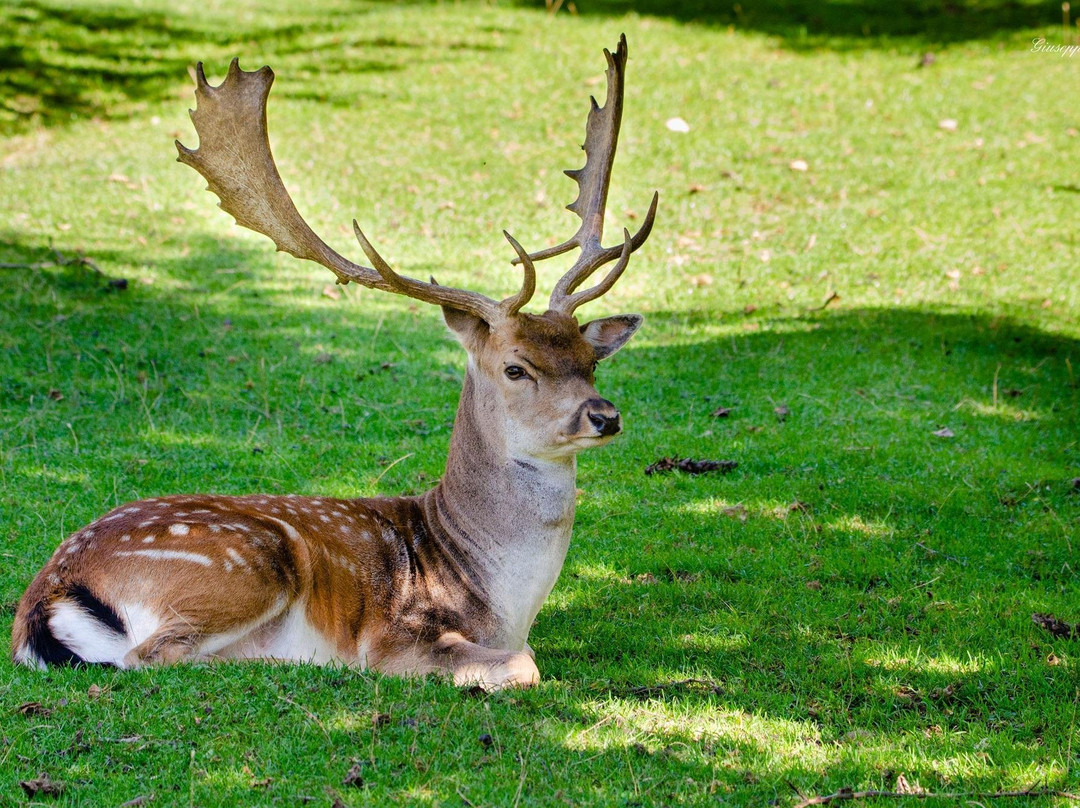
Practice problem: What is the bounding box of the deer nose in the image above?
[586,400,622,437]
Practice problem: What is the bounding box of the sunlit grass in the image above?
[2,0,1079,805]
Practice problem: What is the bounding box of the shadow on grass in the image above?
[2,232,1078,802]
[528,0,1063,50]
[0,0,508,132]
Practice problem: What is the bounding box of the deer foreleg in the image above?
[432,632,539,690]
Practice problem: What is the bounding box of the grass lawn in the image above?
[2,0,1078,805]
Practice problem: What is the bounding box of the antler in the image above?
[176,59,534,322]
[514,35,658,316]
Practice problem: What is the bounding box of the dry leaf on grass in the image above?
[722,504,748,521]
[17,701,51,717]
[20,773,64,799]
[895,774,928,795]
[343,762,364,787]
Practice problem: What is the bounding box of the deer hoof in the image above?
[454,651,539,691]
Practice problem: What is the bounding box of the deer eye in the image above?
[504,365,528,380]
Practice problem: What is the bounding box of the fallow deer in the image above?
[12,36,657,690]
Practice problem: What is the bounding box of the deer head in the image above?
[176,35,656,464]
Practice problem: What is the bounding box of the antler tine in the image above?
[352,223,500,322]
[499,231,537,316]
[559,228,633,312]
[177,59,501,324]
[507,35,656,316]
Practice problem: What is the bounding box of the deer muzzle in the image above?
[585,399,621,437]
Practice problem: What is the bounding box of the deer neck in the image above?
[426,361,578,650]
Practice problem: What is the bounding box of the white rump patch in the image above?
[13,642,46,670]
[117,549,213,566]
[49,600,131,666]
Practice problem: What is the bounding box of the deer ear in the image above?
[580,314,643,361]
[442,305,491,352]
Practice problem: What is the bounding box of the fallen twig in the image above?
[0,247,102,275]
[644,457,738,476]
[791,785,1080,808]
[623,678,723,698]
[914,542,965,565]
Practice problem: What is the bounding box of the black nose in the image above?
[588,411,622,437]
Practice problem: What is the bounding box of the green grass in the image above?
[2,0,1079,805]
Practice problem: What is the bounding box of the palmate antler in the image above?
[521,34,658,316]
[177,38,654,322]
[175,60,533,324]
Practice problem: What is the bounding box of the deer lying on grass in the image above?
[12,36,657,690]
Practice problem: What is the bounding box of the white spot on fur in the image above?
[120,534,131,542]
[225,548,249,569]
[319,514,330,523]
[138,519,157,528]
[169,523,190,536]
[117,549,212,566]
[209,524,221,533]
[142,536,155,544]
[64,543,80,555]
